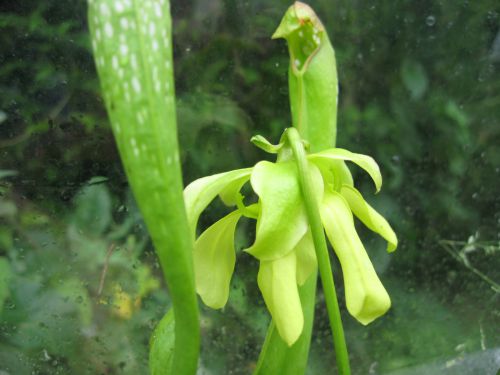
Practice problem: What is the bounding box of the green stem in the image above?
[286,127,351,375]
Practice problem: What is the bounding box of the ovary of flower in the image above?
[183,142,397,346]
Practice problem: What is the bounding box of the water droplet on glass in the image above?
[487,10,498,21]
[426,15,436,26]
[42,349,51,361]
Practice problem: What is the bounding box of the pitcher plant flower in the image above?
[184,131,397,346]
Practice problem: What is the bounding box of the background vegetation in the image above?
[0,0,499,374]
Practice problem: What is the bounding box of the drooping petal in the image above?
[309,148,382,192]
[193,210,242,309]
[294,231,317,286]
[321,191,391,325]
[315,160,354,191]
[257,251,303,346]
[184,168,252,233]
[340,185,398,253]
[219,174,252,206]
[246,161,323,261]
[332,161,354,189]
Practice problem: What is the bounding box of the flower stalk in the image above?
[286,127,351,375]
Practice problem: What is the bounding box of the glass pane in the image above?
[1,1,498,374]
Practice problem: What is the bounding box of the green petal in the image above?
[250,134,284,154]
[309,148,382,192]
[341,185,398,252]
[245,161,306,260]
[333,161,354,189]
[257,252,303,346]
[219,174,252,206]
[246,161,323,261]
[321,191,391,325]
[184,168,252,233]
[316,160,354,191]
[294,231,317,286]
[193,210,242,309]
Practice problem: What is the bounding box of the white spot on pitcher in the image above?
[132,77,141,93]
[115,1,124,13]
[120,18,129,29]
[104,22,113,37]
[120,44,128,55]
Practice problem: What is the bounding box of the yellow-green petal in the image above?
[333,161,354,189]
[315,160,354,192]
[193,210,242,309]
[309,148,382,192]
[257,251,303,346]
[219,174,252,206]
[341,185,398,252]
[245,161,308,261]
[294,231,317,286]
[184,168,252,233]
[321,191,391,325]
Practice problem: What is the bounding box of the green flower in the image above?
[184,134,397,346]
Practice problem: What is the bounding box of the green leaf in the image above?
[0,170,17,180]
[72,182,112,235]
[257,251,303,346]
[0,110,6,124]
[149,309,175,375]
[0,200,17,219]
[445,100,469,128]
[340,185,397,252]
[309,148,382,192]
[193,210,241,309]
[401,59,428,100]
[87,176,109,185]
[89,1,201,371]
[0,257,12,314]
[245,161,308,261]
[321,191,391,325]
[294,231,317,286]
[184,168,252,233]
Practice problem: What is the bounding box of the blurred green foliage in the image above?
[0,0,499,374]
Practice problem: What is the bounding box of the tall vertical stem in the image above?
[287,128,351,375]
